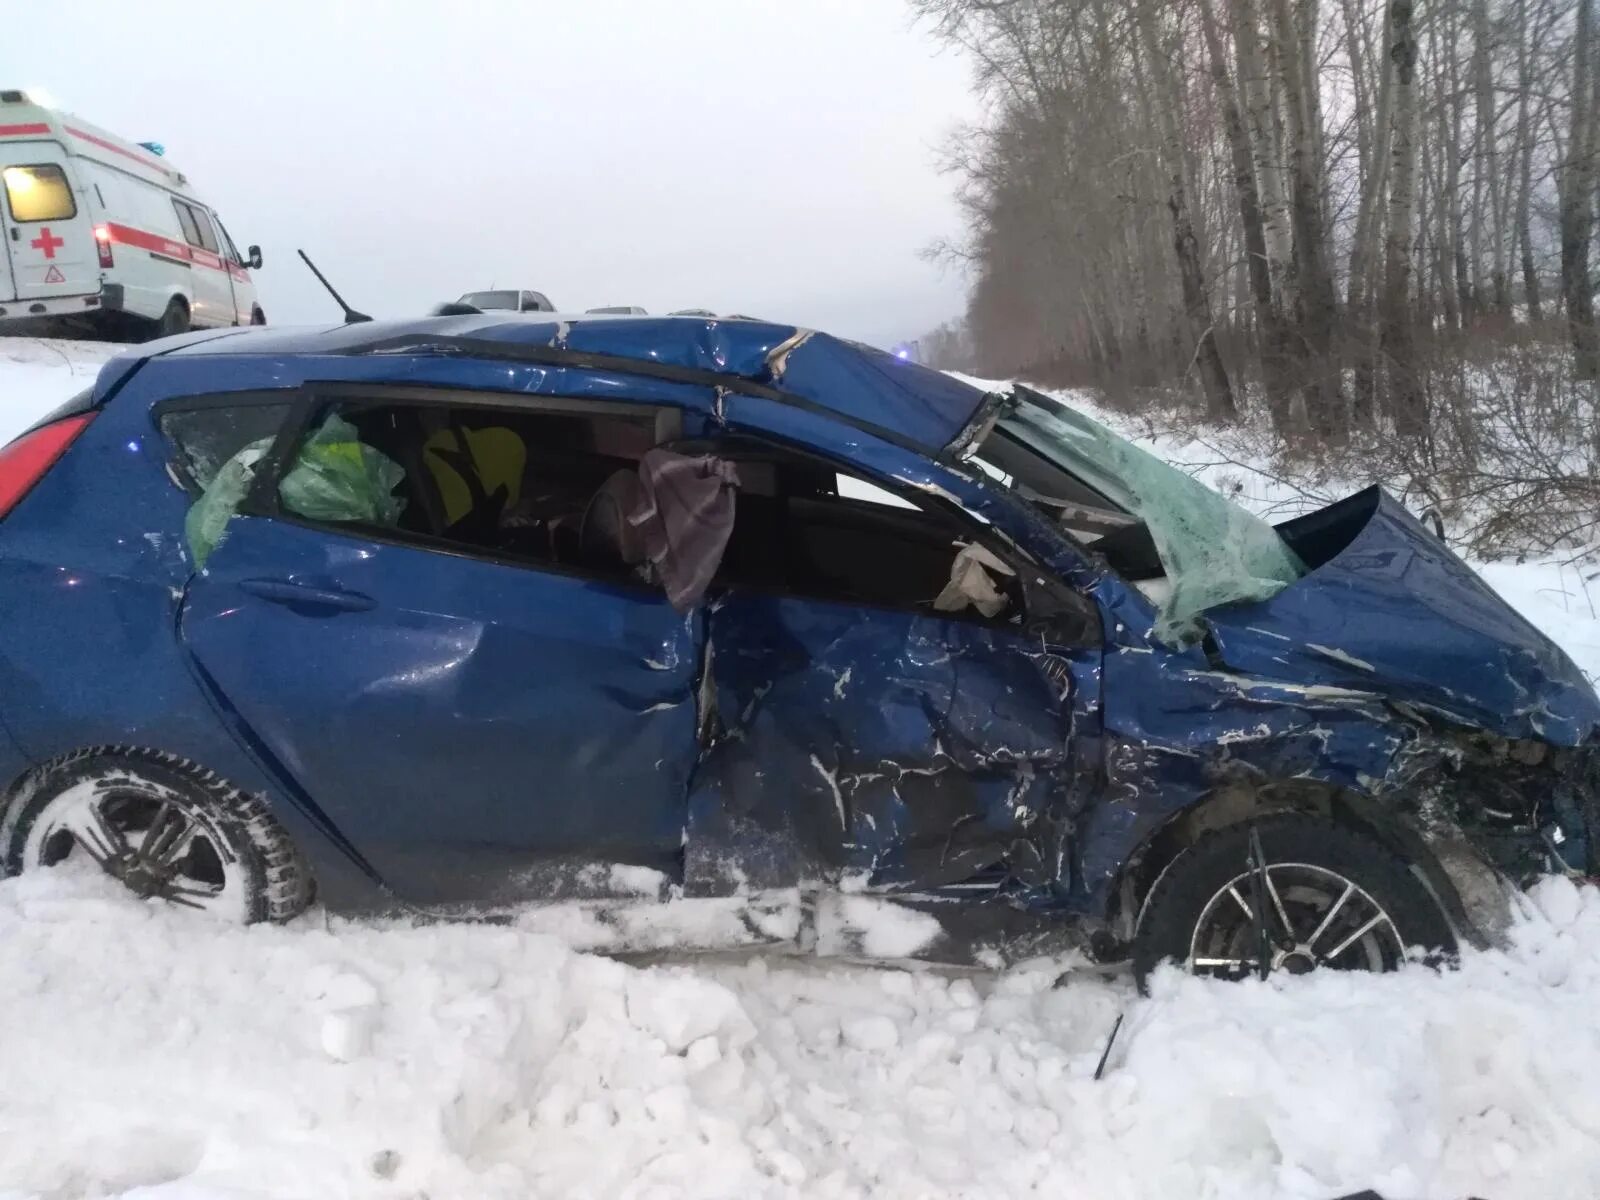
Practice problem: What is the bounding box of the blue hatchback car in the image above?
[0,315,1594,981]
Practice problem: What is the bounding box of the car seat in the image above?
[580,469,648,568]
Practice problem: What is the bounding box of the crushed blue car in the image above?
[0,314,1594,982]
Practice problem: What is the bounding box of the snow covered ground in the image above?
[2,338,1600,1200]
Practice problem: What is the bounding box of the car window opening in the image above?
[695,440,1023,623]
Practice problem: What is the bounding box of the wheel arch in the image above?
[1111,777,1493,948]
[0,743,394,917]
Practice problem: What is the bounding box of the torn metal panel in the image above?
[685,591,1101,900]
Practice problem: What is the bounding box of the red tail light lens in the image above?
[94,224,113,269]
[0,414,95,520]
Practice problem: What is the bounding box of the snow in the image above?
[2,338,1600,1198]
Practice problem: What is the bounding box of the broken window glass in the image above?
[982,388,1306,643]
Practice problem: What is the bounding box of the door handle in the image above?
[237,578,376,612]
[8,228,17,242]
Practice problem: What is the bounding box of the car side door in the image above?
[684,446,1103,901]
[170,388,705,909]
[210,213,254,324]
[170,199,231,325]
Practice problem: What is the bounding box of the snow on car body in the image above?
[0,90,263,337]
[0,313,1593,978]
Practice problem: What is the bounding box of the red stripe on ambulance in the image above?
[63,125,180,179]
[0,122,51,137]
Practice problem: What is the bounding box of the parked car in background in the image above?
[0,314,1593,983]
[0,89,264,339]
[586,305,647,315]
[455,289,555,313]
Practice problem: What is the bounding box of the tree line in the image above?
[915,0,1600,440]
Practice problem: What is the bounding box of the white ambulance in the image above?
[0,89,264,339]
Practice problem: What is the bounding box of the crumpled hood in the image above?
[1203,487,1600,746]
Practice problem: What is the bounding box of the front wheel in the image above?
[1,749,311,923]
[1132,813,1456,987]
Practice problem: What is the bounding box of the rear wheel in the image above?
[1132,814,1455,987]
[155,297,190,339]
[1,749,311,923]
[250,305,266,325]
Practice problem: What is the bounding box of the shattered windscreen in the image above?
[976,388,1306,643]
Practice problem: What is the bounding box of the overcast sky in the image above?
[9,0,978,348]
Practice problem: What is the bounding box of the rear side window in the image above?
[160,402,292,491]
[171,201,201,246]
[2,164,76,222]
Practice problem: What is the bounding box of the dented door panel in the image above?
[685,590,1101,898]
[181,515,702,907]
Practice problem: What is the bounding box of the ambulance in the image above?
[0,89,263,338]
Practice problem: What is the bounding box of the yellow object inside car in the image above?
[423,426,526,524]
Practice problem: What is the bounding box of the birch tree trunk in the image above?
[1134,0,1238,417]
[1201,0,1291,427]
[1561,0,1600,377]
[1384,0,1426,435]
[1268,0,1344,436]
[1347,0,1395,425]
[1515,0,1543,319]
[1234,0,1294,310]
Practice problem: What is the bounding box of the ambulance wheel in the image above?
[156,299,190,339]
[250,305,267,326]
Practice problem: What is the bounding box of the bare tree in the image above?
[1560,0,1599,376]
[1384,0,1427,433]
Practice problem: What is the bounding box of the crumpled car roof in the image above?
[122,314,991,456]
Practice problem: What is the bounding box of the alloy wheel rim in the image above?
[1187,862,1404,978]
[22,783,245,919]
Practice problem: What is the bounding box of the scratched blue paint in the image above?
[0,314,1587,943]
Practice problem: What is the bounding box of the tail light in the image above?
[0,414,95,520]
[94,224,113,269]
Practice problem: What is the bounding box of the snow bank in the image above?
[1,340,1599,1198]
[5,867,1600,1200]
[0,338,124,441]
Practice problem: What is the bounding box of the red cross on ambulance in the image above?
[30,227,64,259]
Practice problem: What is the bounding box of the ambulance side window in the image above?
[172,201,202,246]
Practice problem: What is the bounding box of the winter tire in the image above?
[155,298,190,339]
[250,305,266,326]
[1,748,312,923]
[1132,813,1456,987]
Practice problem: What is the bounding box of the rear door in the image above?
[171,390,705,909]
[1,145,95,302]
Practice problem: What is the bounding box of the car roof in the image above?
[127,313,990,455]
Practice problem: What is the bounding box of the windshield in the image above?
[458,291,520,310]
[976,387,1305,643]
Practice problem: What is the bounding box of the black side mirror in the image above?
[246,245,263,270]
